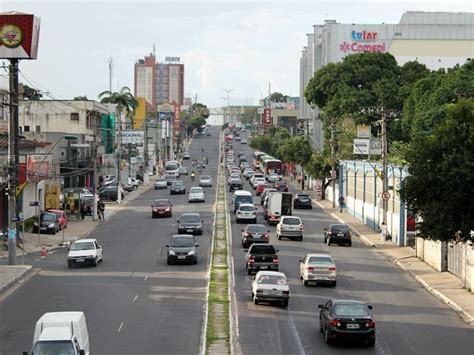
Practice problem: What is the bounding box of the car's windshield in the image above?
[308,256,334,264]
[247,225,266,233]
[190,187,203,193]
[32,340,75,355]
[172,181,184,186]
[298,195,310,199]
[239,205,255,211]
[333,304,369,317]
[171,237,194,247]
[201,175,211,180]
[41,214,55,222]
[71,242,95,251]
[251,245,276,254]
[165,162,179,171]
[332,224,350,233]
[154,200,170,206]
[282,217,301,225]
[257,275,287,286]
[181,214,200,223]
[157,178,166,182]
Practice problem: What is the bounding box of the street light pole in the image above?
[330,115,336,208]
[8,58,19,265]
[381,109,388,225]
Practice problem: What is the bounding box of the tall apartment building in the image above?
[134,54,184,108]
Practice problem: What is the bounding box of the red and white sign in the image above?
[0,12,41,59]
[381,191,391,201]
[263,108,271,125]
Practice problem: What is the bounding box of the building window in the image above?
[36,125,41,133]
[24,125,30,132]
[71,112,79,121]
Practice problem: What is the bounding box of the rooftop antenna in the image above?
[153,43,156,57]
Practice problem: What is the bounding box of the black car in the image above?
[170,180,186,195]
[229,179,243,192]
[166,235,200,265]
[241,224,270,248]
[318,299,375,346]
[324,224,352,247]
[275,180,289,192]
[98,185,125,201]
[32,212,60,235]
[177,213,204,235]
[165,175,178,186]
[293,193,313,209]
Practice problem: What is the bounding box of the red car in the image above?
[151,199,173,218]
[46,209,68,230]
[255,183,267,196]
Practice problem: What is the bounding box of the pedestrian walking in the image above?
[98,198,105,221]
[80,202,87,220]
[338,195,345,213]
[380,222,387,245]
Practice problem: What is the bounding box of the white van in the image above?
[164,160,180,177]
[24,311,90,355]
[232,190,253,213]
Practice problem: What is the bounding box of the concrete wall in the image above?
[416,238,447,272]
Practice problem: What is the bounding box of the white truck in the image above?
[264,191,293,225]
[24,311,90,355]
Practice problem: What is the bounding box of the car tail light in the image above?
[300,224,304,231]
[330,319,341,327]
[272,257,279,264]
[243,232,249,237]
[329,267,336,272]
[153,208,158,212]
[248,256,255,263]
[263,233,269,240]
[307,266,314,271]
[365,320,376,328]
[282,290,289,295]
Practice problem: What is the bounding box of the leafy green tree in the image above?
[186,116,207,136]
[74,95,88,100]
[400,99,474,242]
[249,135,273,154]
[305,152,333,199]
[278,136,313,189]
[269,92,289,103]
[98,87,138,126]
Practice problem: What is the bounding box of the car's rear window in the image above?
[247,225,266,233]
[298,194,310,199]
[239,205,255,211]
[251,245,276,254]
[190,187,203,193]
[332,224,350,233]
[333,304,369,317]
[257,275,287,286]
[308,256,334,264]
[282,217,301,225]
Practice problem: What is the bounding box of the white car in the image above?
[128,177,140,189]
[154,178,167,189]
[188,187,205,203]
[241,138,248,144]
[236,203,257,223]
[251,271,290,307]
[276,216,304,241]
[67,239,103,268]
[299,253,337,287]
[251,177,266,189]
[250,173,265,186]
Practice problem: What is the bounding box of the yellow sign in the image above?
[0,24,23,48]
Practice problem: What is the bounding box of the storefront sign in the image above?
[351,31,378,42]
[0,13,41,59]
[340,41,385,54]
[121,130,144,145]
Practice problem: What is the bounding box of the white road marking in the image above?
[132,295,138,302]
[144,273,149,281]
[288,309,306,355]
[152,257,157,265]
[117,321,124,333]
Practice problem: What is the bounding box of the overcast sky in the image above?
[1,1,472,108]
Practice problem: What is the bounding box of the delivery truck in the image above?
[264,191,293,225]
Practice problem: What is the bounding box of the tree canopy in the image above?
[400,99,474,242]
[98,87,138,116]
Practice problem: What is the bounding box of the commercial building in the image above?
[134,54,185,108]
[300,11,474,151]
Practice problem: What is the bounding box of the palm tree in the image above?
[98,86,138,127]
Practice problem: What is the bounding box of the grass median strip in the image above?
[206,169,231,354]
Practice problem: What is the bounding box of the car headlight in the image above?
[188,250,195,255]
[34,222,38,226]
[168,250,176,255]
[48,223,55,228]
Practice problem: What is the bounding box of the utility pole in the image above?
[92,120,98,221]
[8,59,19,265]
[116,109,122,204]
[108,58,113,93]
[144,118,149,172]
[381,109,388,224]
[330,115,336,208]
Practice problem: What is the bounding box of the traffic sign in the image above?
[382,191,391,201]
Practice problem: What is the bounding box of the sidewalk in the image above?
[291,179,474,326]
[0,178,155,295]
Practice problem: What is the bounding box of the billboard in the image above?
[0,12,41,59]
[121,130,144,145]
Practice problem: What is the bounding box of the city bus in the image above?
[252,151,266,169]
[259,155,283,175]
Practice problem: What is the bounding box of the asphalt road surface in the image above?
[228,131,474,355]
[0,127,220,355]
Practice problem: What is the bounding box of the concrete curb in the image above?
[395,260,474,326]
[0,265,33,295]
